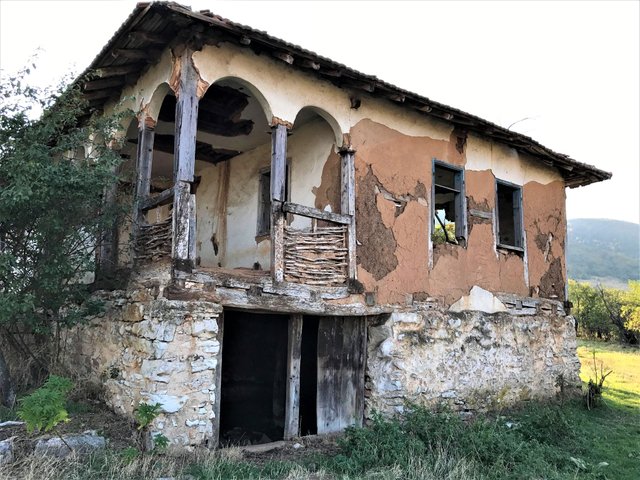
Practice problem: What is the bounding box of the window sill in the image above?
[496,243,524,254]
[255,233,270,243]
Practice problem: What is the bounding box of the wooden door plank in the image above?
[284,314,303,439]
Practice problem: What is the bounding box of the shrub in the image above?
[17,375,73,433]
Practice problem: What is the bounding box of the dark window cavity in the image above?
[257,165,290,236]
[257,169,271,236]
[496,180,524,250]
[432,161,466,245]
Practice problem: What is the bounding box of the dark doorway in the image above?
[219,310,288,446]
[299,316,319,435]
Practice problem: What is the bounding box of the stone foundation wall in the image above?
[366,308,581,416]
[62,269,581,448]
[65,267,222,448]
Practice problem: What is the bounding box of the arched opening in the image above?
[193,77,272,270]
[289,107,342,229]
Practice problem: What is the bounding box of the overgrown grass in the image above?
[577,339,640,410]
[2,340,638,479]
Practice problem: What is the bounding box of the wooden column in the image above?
[284,314,303,439]
[172,49,199,271]
[270,124,288,282]
[132,120,155,255]
[340,148,357,281]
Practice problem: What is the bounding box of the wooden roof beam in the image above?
[112,48,162,61]
[127,30,167,45]
[272,51,294,65]
[94,64,144,78]
[83,88,121,101]
[83,76,126,91]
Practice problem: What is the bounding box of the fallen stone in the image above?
[34,431,106,458]
[0,437,14,465]
[239,440,286,453]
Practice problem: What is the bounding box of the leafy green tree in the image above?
[0,65,129,405]
[569,280,613,339]
[569,280,640,344]
[621,281,640,335]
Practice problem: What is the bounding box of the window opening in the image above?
[432,161,466,245]
[496,180,523,250]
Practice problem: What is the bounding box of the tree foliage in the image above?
[569,280,640,344]
[0,65,129,376]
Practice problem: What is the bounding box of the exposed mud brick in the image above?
[356,167,398,280]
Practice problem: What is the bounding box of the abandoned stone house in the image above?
[65,2,610,447]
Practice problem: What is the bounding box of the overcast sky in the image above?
[1,0,638,224]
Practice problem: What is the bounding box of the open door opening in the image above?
[299,316,319,436]
[219,310,288,446]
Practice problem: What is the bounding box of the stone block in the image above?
[34,432,106,458]
[122,303,144,322]
[143,393,189,413]
[191,319,218,338]
[141,359,186,383]
[131,320,176,342]
[199,340,220,354]
[191,357,217,373]
[0,438,14,465]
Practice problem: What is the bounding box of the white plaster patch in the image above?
[449,286,507,314]
[143,394,189,414]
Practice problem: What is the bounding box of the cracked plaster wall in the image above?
[351,119,568,305]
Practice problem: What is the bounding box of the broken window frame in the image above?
[431,159,467,245]
[495,179,524,252]
[257,163,290,237]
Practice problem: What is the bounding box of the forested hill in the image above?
[567,218,640,287]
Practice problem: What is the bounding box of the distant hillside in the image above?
[567,219,639,287]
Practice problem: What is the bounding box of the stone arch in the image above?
[206,76,273,126]
[144,82,171,124]
[293,106,344,148]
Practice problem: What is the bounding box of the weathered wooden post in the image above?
[340,147,357,281]
[172,48,199,271]
[131,117,155,261]
[270,123,288,282]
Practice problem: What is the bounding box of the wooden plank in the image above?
[172,49,199,269]
[139,187,173,211]
[354,318,367,427]
[211,311,224,448]
[188,194,197,263]
[284,314,303,439]
[112,48,162,60]
[82,89,120,101]
[316,317,366,434]
[341,150,357,280]
[83,76,126,91]
[174,50,199,183]
[316,317,339,434]
[132,123,155,264]
[127,30,167,45]
[271,124,288,282]
[172,181,192,269]
[271,125,287,202]
[95,64,143,77]
[282,202,351,225]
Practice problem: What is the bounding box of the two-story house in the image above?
[67,2,610,448]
